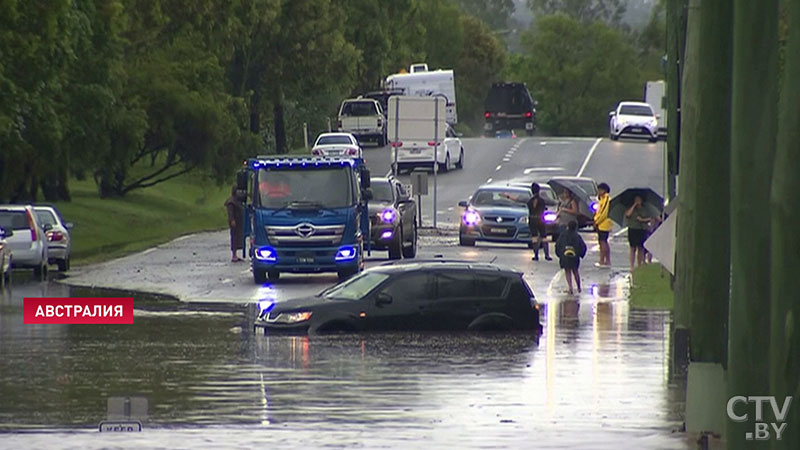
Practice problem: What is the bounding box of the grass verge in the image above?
[52,173,231,266]
[629,263,673,309]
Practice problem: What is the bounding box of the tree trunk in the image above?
[673,0,701,369]
[665,0,687,204]
[728,0,779,448]
[688,0,732,365]
[770,0,800,448]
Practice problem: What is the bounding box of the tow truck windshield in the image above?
[258,166,355,209]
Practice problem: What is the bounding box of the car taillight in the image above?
[391,141,403,148]
[525,111,532,118]
[347,148,358,155]
[47,231,64,242]
[25,209,37,241]
[484,112,491,118]
[427,141,441,146]
[311,149,321,155]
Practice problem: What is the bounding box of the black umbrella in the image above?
[609,187,664,227]
[548,179,593,218]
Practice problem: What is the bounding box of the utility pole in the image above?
[770,2,800,448]
[727,0,779,448]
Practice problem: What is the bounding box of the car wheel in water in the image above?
[267,270,280,281]
[459,233,475,247]
[33,261,47,279]
[253,268,267,284]
[455,148,464,169]
[57,258,69,272]
[388,229,402,260]
[377,134,386,147]
[610,132,619,141]
[402,222,417,258]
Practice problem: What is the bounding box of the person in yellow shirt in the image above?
[593,182,612,267]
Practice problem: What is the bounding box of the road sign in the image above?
[410,170,428,195]
[387,96,447,144]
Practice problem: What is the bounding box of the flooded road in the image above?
[0,276,692,449]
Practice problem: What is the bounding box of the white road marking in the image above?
[614,227,628,237]
[495,165,502,171]
[576,137,603,177]
[173,235,190,243]
[221,278,233,284]
[547,270,564,299]
[486,178,493,183]
[523,167,565,174]
[447,207,454,211]
[141,248,156,255]
[503,158,511,162]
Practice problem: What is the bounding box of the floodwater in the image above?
[0,277,693,449]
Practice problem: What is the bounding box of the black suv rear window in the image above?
[484,85,532,114]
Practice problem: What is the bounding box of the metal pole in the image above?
[303,122,309,149]
[393,98,400,177]
[327,117,332,132]
[433,98,439,229]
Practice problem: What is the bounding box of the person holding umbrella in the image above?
[625,194,655,270]
[556,189,580,235]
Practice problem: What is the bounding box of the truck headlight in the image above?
[335,245,358,261]
[255,246,277,262]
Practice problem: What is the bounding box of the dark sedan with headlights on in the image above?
[367,176,417,260]
[254,260,542,335]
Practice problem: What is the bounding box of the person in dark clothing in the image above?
[555,221,587,295]
[526,182,551,261]
[225,184,245,262]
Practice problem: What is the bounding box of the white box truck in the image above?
[385,65,457,125]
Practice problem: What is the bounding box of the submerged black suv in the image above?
[483,82,537,136]
[254,261,542,335]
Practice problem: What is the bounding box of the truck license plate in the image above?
[297,253,314,263]
[490,228,506,233]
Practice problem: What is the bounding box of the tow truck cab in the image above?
[238,156,371,283]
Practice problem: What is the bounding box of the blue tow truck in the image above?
[236,156,372,283]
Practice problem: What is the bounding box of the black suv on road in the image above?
[484,82,537,137]
[254,260,542,335]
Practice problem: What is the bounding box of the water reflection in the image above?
[0,281,689,449]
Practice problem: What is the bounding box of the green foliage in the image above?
[528,0,628,26]
[455,0,516,30]
[511,14,642,136]
[455,15,507,130]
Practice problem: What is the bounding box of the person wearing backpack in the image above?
[555,220,587,294]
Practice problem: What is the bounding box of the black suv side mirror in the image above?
[360,167,371,189]
[458,201,468,208]
[375,293,393,306]
[363,188,374,201]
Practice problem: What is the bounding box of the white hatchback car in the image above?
[609,101,660,142]
[311,132,363,158]
[0,205,49,277]
[34,205,72,272]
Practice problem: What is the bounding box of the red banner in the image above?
[23,298,134,324]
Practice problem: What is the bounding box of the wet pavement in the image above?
[0,271,693,449]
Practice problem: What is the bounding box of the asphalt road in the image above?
[56,135,665,306]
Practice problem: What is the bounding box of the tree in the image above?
[455,0,516,30]
[513,13,641,136]
[528,0,628,26]
[454,15,507,130]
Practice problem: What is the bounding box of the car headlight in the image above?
[462,210,480,226]
[273,311,313,324]
[519,216,529,224]
[380,208,398,223]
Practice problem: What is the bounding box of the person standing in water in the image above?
[556,221,587,295]
[225,184,245,262]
